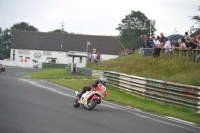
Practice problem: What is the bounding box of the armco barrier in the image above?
[42,63,68,68]
[66,67,103,78]
[77,68,92,76]
[66,67,95,76]
[103,71,200,113]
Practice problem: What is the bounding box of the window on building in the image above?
[43,51,52,56]
[18,50,23,54]
[23,50,30,55]
[18,50,30,55]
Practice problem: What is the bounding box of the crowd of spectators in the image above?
[141,32,200,62]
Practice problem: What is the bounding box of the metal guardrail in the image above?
[104,71,200,113]
[66,66,94,76]
[42,63,68,68]
[77,68,92,76]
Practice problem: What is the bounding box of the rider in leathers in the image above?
[78,76,107,98]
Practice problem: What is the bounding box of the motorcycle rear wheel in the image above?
[73,98,80,108]
[87,99,99,110]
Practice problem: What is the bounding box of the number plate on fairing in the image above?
[82,99,87,105]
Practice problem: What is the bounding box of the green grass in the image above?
[48,79,200,124]
[21,69,92,79]
[86,63,107,70]
[86,54,141,71]
[87,54,200,86]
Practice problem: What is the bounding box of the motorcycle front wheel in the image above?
[87,98,100,110]
[73,98,80,108]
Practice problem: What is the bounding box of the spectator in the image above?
[142,35,148,57]
[147,36,155,56]
[157,35,160,42]
[179,38,187,49]
[154,36,161,48]
[123,50,126,55]
[96,53,100,61]
[126,48,131,55]
[160,32,165,47]
[148,36,155,48]
[171,38,177,47]
[142,35,148,48]
[120,51,125,56]
[163,38,172,52]
[188,37,198,50]
[195,34,200,62]
[184,32,190,45]
[173,38,180,48]
[92,53,96,61]
[88,52,92,62]
[177,38,181,46]
[153,36,161,56]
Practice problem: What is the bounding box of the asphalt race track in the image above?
[0,68,199,133]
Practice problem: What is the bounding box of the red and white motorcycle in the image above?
[73,83,107,110]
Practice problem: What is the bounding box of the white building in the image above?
[10,31,125,68]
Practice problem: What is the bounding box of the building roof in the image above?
[11,31,125,55]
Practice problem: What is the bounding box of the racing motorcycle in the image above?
[73,83,107,110]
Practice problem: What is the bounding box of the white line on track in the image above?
[19,78,74,98]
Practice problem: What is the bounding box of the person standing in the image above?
[163,38,172,52]
[147,36,155,56]
[189,37,198,50]
[96,53,100,61]
[153,36,161,56]
[159,32,165,47]
[184,32,190,45]
[179,38,187,49]
[195,34,200,62]
[88,52,92,63]
[141,35,148,57]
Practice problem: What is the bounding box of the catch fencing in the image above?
[141,48,200,61]
[103,71,200,113]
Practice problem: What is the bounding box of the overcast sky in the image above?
[0,0,199,37]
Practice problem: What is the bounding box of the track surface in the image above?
[0,68,199,133]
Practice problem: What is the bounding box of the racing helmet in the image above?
[99,76,107,86]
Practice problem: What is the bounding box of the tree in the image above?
[50,29,68,33]
[0,28,11,58]
[50,21,68,33]
[191,6,200,26]
[10,22,39,31]
[0,22,39,58]
[116,11,156,50]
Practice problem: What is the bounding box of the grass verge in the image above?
[49,79,200,124]
[21,69,92,79]
[86,54,200,86]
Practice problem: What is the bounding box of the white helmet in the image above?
[99,76,107,85]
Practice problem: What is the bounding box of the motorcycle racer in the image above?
[78,76,107,99]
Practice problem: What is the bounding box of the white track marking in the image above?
[19,78,74,98]
[99,104,116,109]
